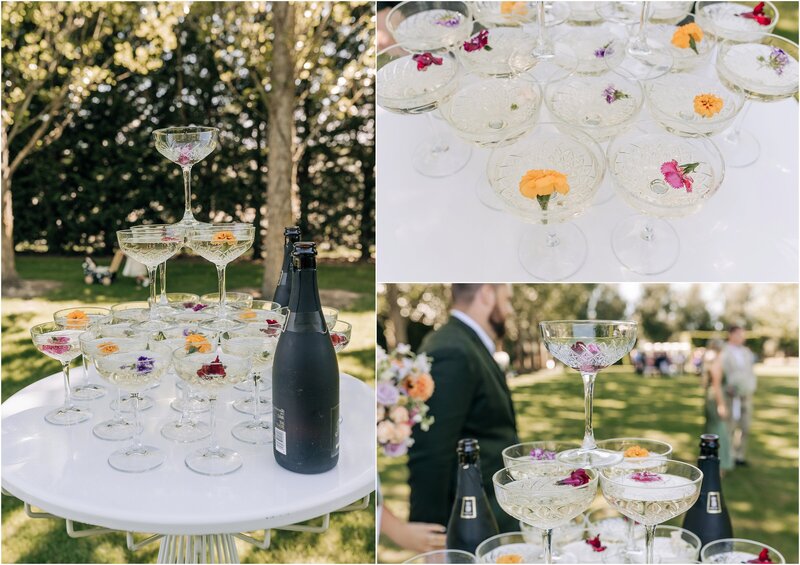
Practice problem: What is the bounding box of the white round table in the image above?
[2,368,375,563]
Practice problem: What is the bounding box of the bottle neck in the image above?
[280,238,299,271]
[287,267,327,331]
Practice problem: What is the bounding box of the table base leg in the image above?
[157,534,239,564]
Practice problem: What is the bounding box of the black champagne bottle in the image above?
[446,439,499,553]
[273,226,301,307]
[272,242,340,473]
[682,433,733,544]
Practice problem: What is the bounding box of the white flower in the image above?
[396,343,411,355]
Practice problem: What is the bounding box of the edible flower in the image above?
[556,468,591,487]
[463,29,492,53]
[435,11,461,27]
[238,310,258,320]
[65,310,89,329]
[97,341,119,355]
[594,41,615,59]
[192,303,209,312]
[122,355,155,375]
[630,471,663,482]
[602,84,630,104]
[572,341,601,355]
[757,47,790,76]
[331,331,349,348]
[412,52,443,71]
[185,333,212,354]
[500,2,528,16]
[660,160,699,193]
[747,548,774,563]
[41,335,71,355]
[211,231,237,245]
[197,355,226,380]
[671,22,703,54]
[623,445,650,458]
[586,534,607,552]
[519,169,569,211]
[495,554,523,564]
[737,2,772,26]
[530,447,557,460]
[694,93,724,117]
[177,144,193,166]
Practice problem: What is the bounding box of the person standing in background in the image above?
[712,325,758,467]
[407,284,519,533]
[702,340,734,473]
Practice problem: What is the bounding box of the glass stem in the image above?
[177,380,187,425]
[729,99,752,141]
[545,230,559,247]
[147,265,158,321]
[62,361,73,409]
[182,166,193,221]
[81,353,89,390]
[159,262,168,304]
[131,392,143,451]
[541,528,553,564]
[644,525,656,564]
[252,373,260,423]
[625,517,637,553]
[114,387,123,422]
[581,372,598,450]
[534,1,551,56]
[630,2,650,54]
[208,396,219,452]
[425,113,449,154]
[641,218,655,242]
[216,265,227,319]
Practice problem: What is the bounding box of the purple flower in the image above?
[192,303,208,312]
[530,448,557,460]
[630,471,663,483]
[435,12,461,27]
[594,41,615,59]
[602,84,630,104]
[135,355,155,374]
[177,144,193,166]
[377,381,400,406]
[758,47,790,75]
[383,442,409,457]
[556,468,591,487]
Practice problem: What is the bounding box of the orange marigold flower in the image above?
[519,169,570,199]
[185,333,212,353]
[405,372,435,401]
[623,445,650,458]
[97,341,119,355]
[238,310,257,320]
[671,22,703,50]
[211,231,237,244]
[65,310,89,328]
[500,1,528,15]
[694,93,724,118]
[496,554,524,564]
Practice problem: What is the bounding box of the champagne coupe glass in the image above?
[230,300,285,392]
[403,550,477,564]
[647,11,715,72]
[322,306,339,330]
[487,123,606,281]
[80,325,149,440]
[455,27,538,77]
[153,126,219,227]
[600,459,702,564]
[586,506,642,559]
[475,532,541,564]
[715,33,798,167]
[200,292,254,309]
[555,26,627,75]
[330,320,352,352]
[695,1,779,43]
[187,223,255,331]
[117,227,184,329]
[595,437,674,561]
[163,292,201,307]
[386,1,473,53]
[529,1,571,60]
[94,341,173,472]
[539,320,638,467]
[111,301,151,323]
[618,2,674,79]
[220,316,286,443]
[700,539,785,564]
[472,1,537,28]
[439,73,542,210]
[172,348,252,475]
[30,322,91,425]
[147,324,219,442]
[607,120,725,275]
[53,306,111,400]
[130,224,187,310]
[493,460,598,564]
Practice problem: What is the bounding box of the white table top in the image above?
[1,369,375,535]
[376,62,799,283]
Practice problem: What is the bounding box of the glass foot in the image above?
[412,135,472,178]
[185,447,243,475]
[93,418,138,441]
[112,395,154,412]
[717,128,760,168]
[232,395,272,416]
[171,396,210,413]
[231,420,273,444]
[611,215,679,275]
[518,224,588,281]
[475,175,505,211]
[557,447,624,468]
[161,420,211,442]
[45,405,91,425]
[108,445,166,472]
[71,383,106,401]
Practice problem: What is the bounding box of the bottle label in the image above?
[275,407,287,455]
[460,496,477,519]
[707,492,722,514]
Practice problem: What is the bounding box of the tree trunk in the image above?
[385,284,408,349]
[262,2,296,298]
[2,127,20,289]
[359,159,374,262]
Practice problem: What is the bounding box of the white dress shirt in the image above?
[451,310,496,355]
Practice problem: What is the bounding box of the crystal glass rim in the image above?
[493,460,599,490]
[152,126,220,136]
[331,320,352,330]
[385,0,473,37]
[502,440,584,462]
[644,71,747,118]
[376,47,461,107]
[188,223,255,232]
[30,321,63,335]
[700,538,784,563]
[232,300,281,311]
[595,437,674,457]
[402,549,476,564]
[694,0,781,33]
[654,525,702,548]
[539,319,637,326]
[53,306,111,317]
[718,31,799,53]
[600,459,703,488]
[110,301,150,310]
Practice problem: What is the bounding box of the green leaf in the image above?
[510,103,519,111]
[536,194,551,211]
[689,36,699,55]
[484,45,493,51]
[680,162,701,174]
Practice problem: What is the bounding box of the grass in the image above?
[378,367,799,564]
[1,255,376,564]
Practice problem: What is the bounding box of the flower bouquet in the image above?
[376,344,435,457]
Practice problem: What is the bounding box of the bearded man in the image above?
[407,283,519,533]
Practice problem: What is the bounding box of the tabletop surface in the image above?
[1,369,375,535]
[376,52,799,283]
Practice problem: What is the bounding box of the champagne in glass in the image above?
[53,306,111,400]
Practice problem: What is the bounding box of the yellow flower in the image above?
[694,93,724,118]
[623,445,650,458]
[500,1,528,15]
[97,341,119,355]
[185,333,212,353]
[671,22,703,50]
[211,231,237,245]
[238,310,257,320]
[519,169,570,199]
[496,555,524,564]
[65,310,89,329]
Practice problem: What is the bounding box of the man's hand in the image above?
[395,522,447,553]
[717,401,729,420]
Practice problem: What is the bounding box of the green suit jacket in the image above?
[408,316,519,532]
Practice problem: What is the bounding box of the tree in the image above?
[674,284,713,331]
[634,284,677,342]
[1,2,180,288]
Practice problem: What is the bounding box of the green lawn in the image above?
[1,255,376,564]
[379,367,799,564]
